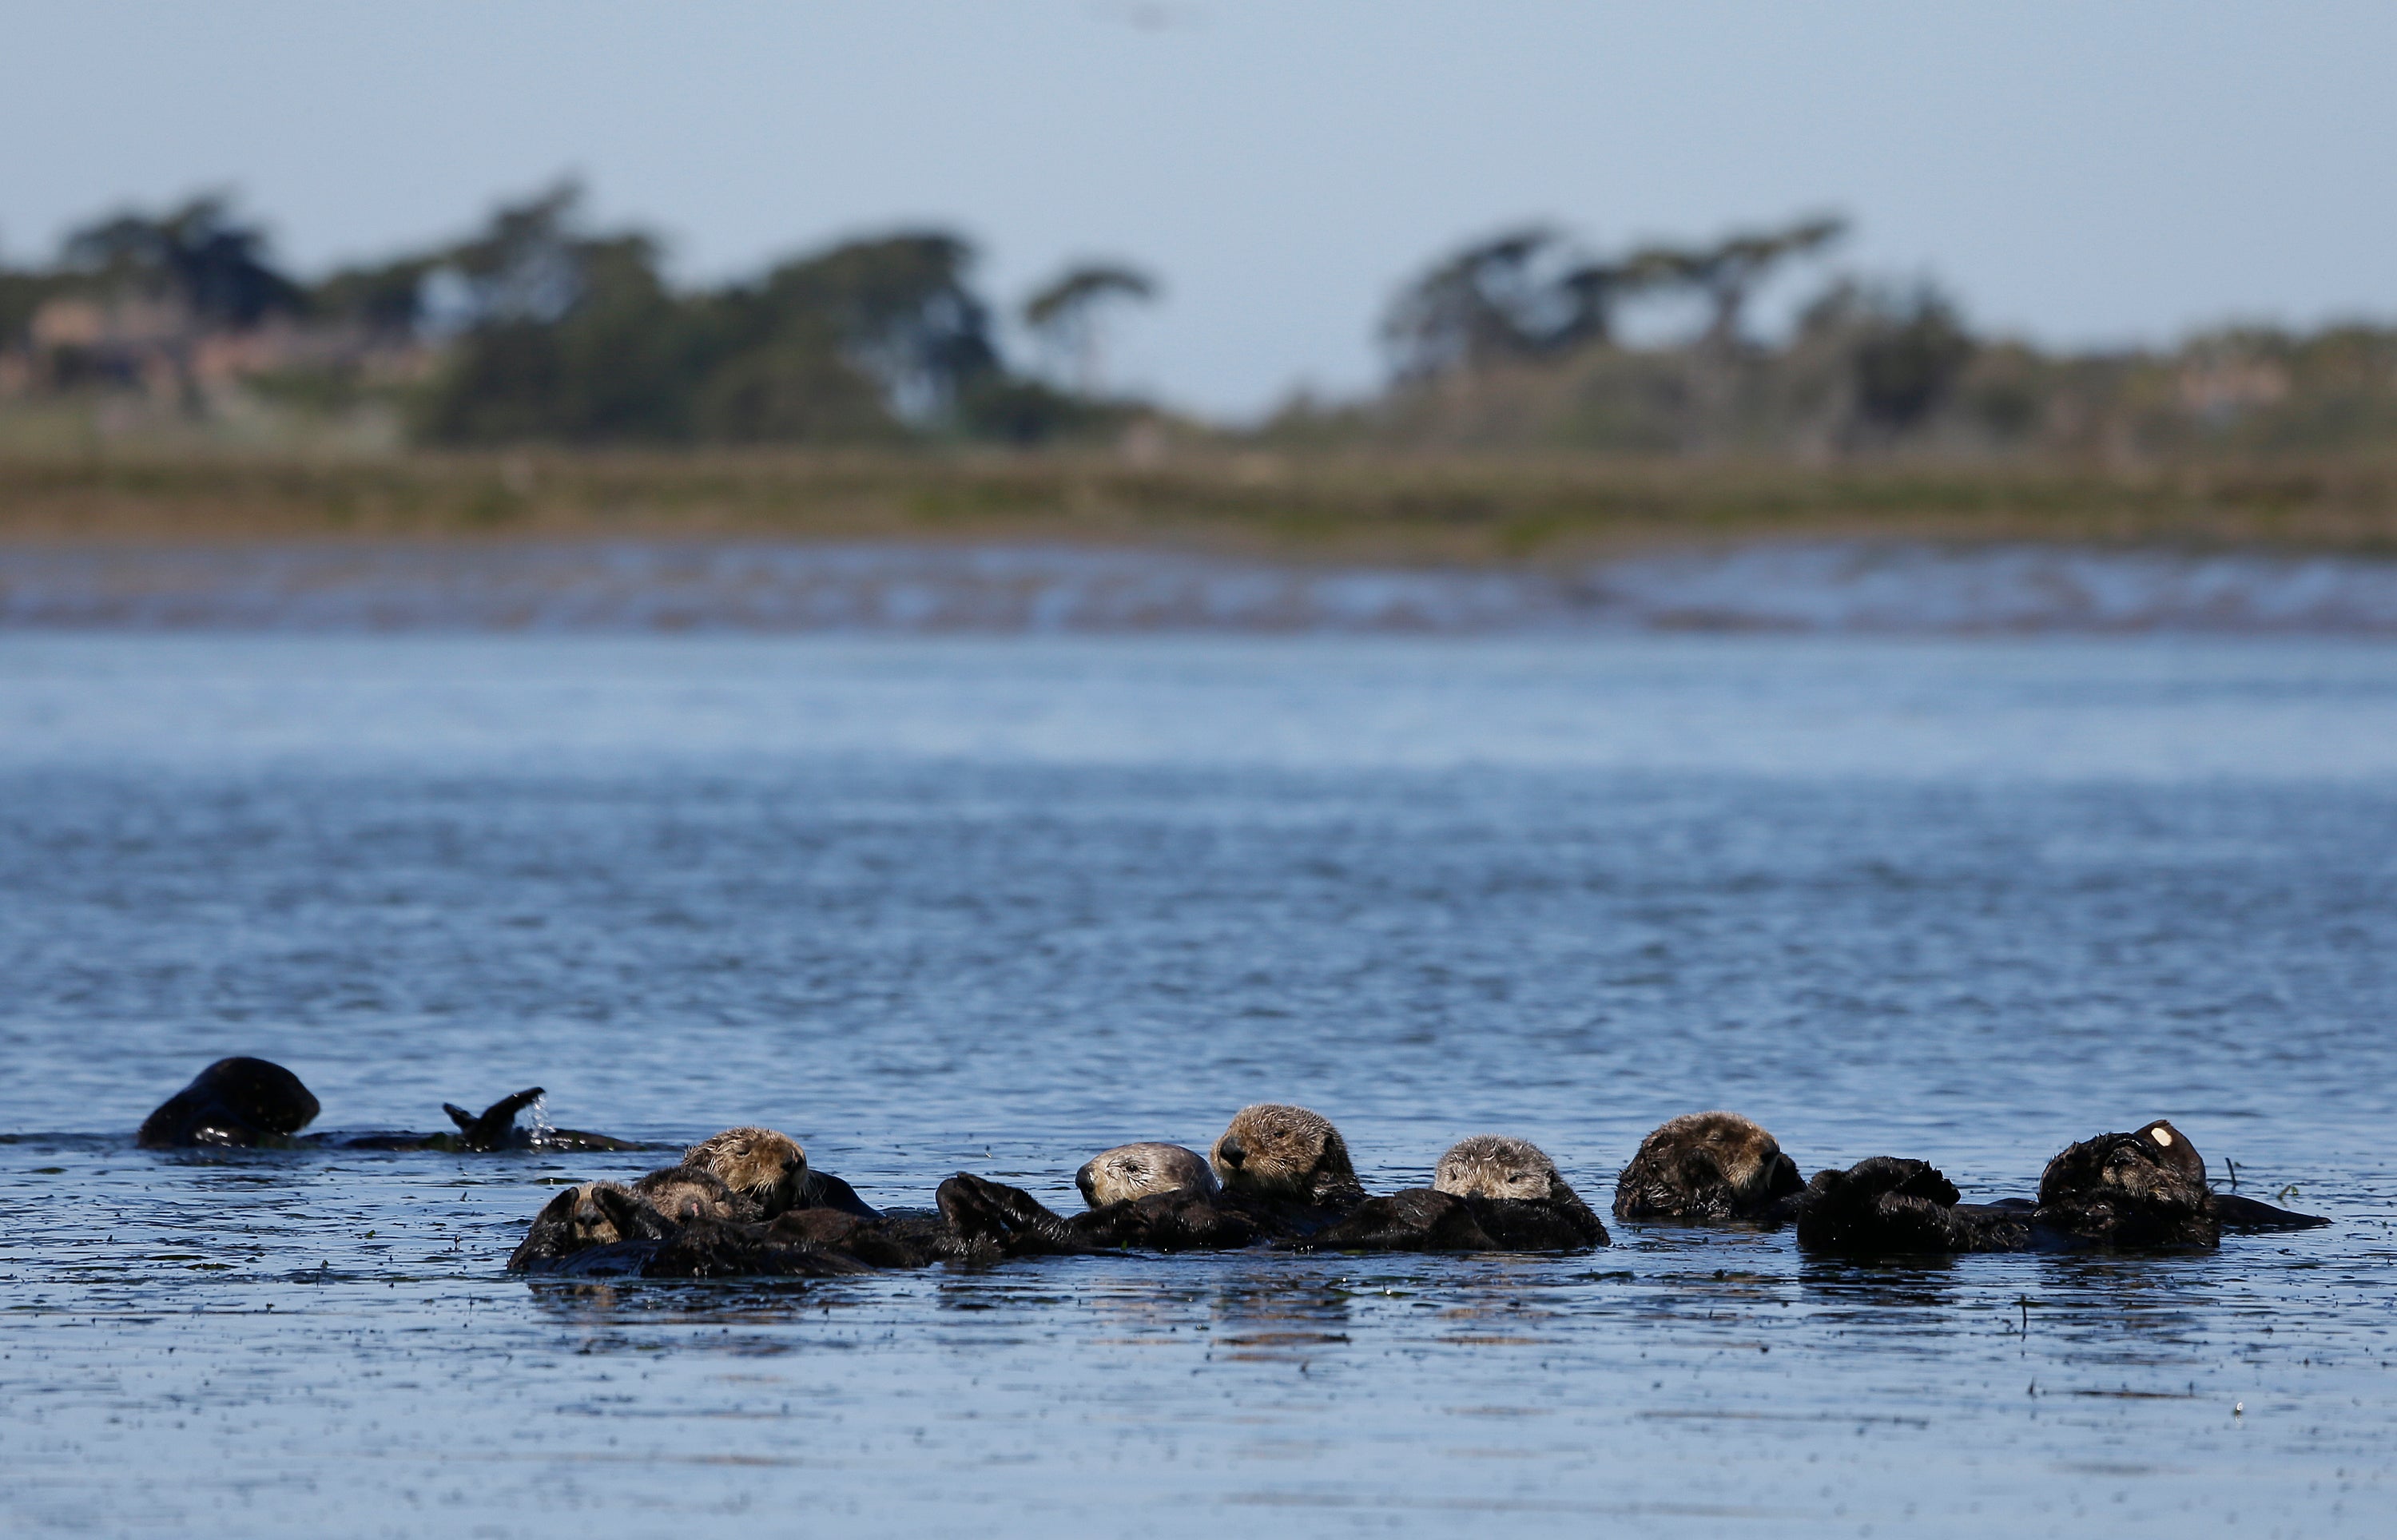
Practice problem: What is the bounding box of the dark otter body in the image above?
[1793,1157,2033,1253]
[137,1058,320,1149]
[1289,1189,1498,1252]
[509,1162,1017,1278]
[1793,1121,2327,1256]
[2033,1119,2220,1247]
[1612,1112,1806,1223]
[1299,1136,1610,1253]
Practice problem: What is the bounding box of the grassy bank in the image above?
[4,449,2396,562]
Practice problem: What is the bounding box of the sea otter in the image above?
[1077,1143,1218,1206]
[674,1125,885,1219]
[508,1128,1011,1277]
[1068,1105,1370,1249]
[1791,1121,2327,1255]
[796,1112,1375,1260]
[506,1179,880,1278]
[137,1058,321,1149]
[1294,1135,1608,1253]
[1612,1111,1807,1222]
[1791,1157,2031,1252]
[1432,1135,1610,1249]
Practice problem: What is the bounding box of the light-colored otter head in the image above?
[1613,1110,1806,1220]
[1433,1135,1582,1205]
[1209,1104,1365,1205]
[682,1126,808,1217]
[1075,1142,1220,1209]
[630,1165,747,1224]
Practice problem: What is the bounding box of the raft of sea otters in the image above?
[140,1057,2329,1279]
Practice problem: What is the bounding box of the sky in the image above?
[4,1,2393,419]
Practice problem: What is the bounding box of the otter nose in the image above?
[1075,1161,1099,1206]
[1218,1135,1246,1168]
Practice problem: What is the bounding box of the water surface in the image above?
[2,634,2392,1537]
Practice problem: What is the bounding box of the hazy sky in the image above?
[5,1,2392,417]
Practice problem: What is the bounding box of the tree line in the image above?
[3,187,2391,457]
[0,185,1160,447]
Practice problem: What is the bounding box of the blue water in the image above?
[2,633,2394,1537]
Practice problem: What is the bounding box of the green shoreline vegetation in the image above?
[4,450,2395,563]
[4,184,2395,560]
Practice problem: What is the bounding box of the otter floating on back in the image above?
[1791,1120,2329,1255]
[1297,1134,1608,1253]
[1612,1111,1807,1222]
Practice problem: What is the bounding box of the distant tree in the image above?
[1384,227,1575,379]
[1382,227,1668,380]
[1632,214,1846,350]
[757,232,1000,421]
[1022,262,1156,396]
[1845,283,1975,434]
[437,181,590,327]
[413,188,711,444]
[62,195,300,327]
[308,256,440,339]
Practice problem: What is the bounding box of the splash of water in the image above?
[525,1093,557,1151]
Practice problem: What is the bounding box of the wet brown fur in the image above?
[682,1126,808,1217]
[1612,1111,1806,1221]
[630,1165,757,1224]
[1208,1104,1367,1207]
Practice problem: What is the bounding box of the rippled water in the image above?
[3,633,2394,1537]
[10,538,2397,633]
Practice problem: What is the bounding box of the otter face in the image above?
[2040,1119,2208,1209]
[1612,1111,1807,1220]
[682,1127,808,1217]
[1075,1143,1219,1209]
[553,1182,640,1246]
[1209,1104,1365,1206]
[1433,1135,1577,1205]
[630,1166,748,1224]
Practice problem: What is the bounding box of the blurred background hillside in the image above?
[5,185,2393,470]
[3,2,2395,556]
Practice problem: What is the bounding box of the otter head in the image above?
[682,1127,808,1217]
[1075,1143,1220,1209]
[2039,1118,2208,1209]
[549,1181,645,1246]
[1613,1111,1807,1220]
[1209,1104,1365,1206]
[1433,1135,1582,1205]
[137,1057,321,1149]
[630,1165,749,1224]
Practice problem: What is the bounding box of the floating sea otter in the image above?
[1791,1120,2329,1254]
[136,1059,640,1152]
[1611,1111,1808,1222]
[1288,1134,1607,1252]
[509,1126,974,1277]
[137,1058,322,1149]
[924,1106,1377,1256]
[817,1110,1610,1259]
